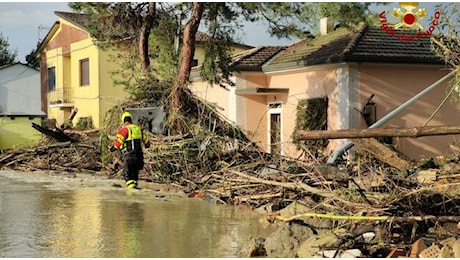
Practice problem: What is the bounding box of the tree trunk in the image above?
[176,2,204,88]
[139,2,155,75]
[167,2,204,133]
[352,138,411,170]
[296,125,460,140]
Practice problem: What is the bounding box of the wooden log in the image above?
[229,170,333,198]
[235,192,284,202]
[274,212,460,223]
[296,125,460,140]
[31,123,73,142]
[352,138,411,170]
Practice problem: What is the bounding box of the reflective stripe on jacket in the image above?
[114,123,148,152]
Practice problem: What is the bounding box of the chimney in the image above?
[320,17,334,35]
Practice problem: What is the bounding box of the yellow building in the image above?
[37,11,253,129]
[37,12,127,129]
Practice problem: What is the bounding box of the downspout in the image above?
[327,70,456,164]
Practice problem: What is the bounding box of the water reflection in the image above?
[0,173,273,257]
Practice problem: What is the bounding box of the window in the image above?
[191,59,198,67]
[47,67,56,91]
[80,58,89,86]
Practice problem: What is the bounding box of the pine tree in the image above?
[0,33,18,66]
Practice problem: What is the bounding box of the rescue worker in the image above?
[110,111,150,189]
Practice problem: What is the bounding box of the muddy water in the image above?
[0,171,274,257]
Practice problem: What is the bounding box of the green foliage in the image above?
[236,2,382,39]
[200,33,234,85]
[69,2,147,46]
[431,3,460,101]
[149,13,179,82]
[292,97,329,158]
[67,2,381,94]
[69,2,179,98]
[75,117,93,130]
[25,41,40,69]
[0,33,18,66]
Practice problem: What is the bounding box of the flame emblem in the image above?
[392,2,427,29]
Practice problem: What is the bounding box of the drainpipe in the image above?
[327,70,456,164]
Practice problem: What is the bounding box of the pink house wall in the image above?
[265,67,341,157]
[189,80,231,120]
[190,64,459,160]
[359,64,459,159]
[239,74,269,149]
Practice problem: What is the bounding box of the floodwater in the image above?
[0,171,274,258]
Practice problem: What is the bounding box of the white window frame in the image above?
[267,102,283,155]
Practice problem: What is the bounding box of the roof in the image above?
[0,62,38,71]
[264,25,447,71]
[230,46,287,71]
[194,31,253,49]
[344,26,444,64]
[55,11,89,30]
[191,45,286,75]
[195,31,212,42]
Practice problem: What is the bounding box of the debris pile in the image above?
[0,129,103,173]
[1,93,460,258]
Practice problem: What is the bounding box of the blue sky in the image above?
[0,2,450,63]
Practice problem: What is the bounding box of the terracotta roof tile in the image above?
[195,31,212,42]
[266,25,447,70]
[231,46,286,71]
[191,46,286,72]
[55,11,89,29]
[344,26,444,63]
[269,27,354,66]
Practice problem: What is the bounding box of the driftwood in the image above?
[273,212,460,223]
[352,138,411,170]
[296,125,460,140]
[31,123,73,142]
[229,170,334,198]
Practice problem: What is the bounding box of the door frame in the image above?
[267,102,283,155]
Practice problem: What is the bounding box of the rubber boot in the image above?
[126,180,137,189]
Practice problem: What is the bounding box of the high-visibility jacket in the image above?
[113,122,149,153]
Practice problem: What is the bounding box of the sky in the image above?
[0,2,449,63]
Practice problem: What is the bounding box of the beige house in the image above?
[190,24,459,161]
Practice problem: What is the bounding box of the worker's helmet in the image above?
[121,111,133,123]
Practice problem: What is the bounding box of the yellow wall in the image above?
[98,50,129,128]
[0,117,43,150]
[46,18,130,129]
[46,46,64,125]
[70,39,101,128]
[47,41,127,129]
